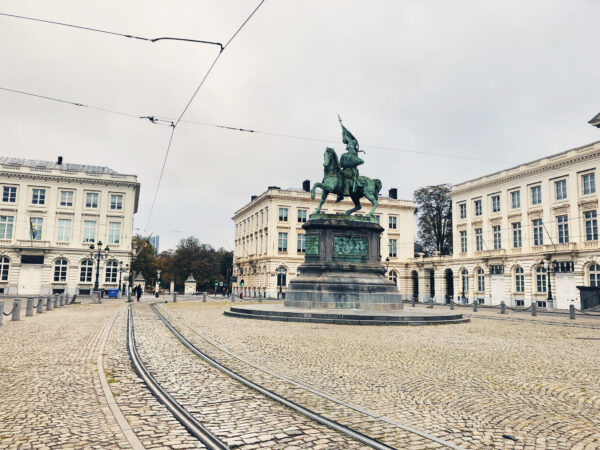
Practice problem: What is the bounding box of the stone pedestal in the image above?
[286,215,402,310]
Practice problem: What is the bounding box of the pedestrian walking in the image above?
[136,285,142,302]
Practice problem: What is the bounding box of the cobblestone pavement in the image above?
[162,301,600,450]
[0,301,130,449]
[131,304,367,449]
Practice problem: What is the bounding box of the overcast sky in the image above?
[2,0,600,251]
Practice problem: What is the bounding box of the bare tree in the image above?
[414,184,452,256]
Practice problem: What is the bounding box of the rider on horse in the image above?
[337,116,365,202]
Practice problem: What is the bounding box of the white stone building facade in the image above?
[232,186,415,298]
[407,140,600,310]
[0,157,139,296]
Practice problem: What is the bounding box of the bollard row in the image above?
[0,293,82,326]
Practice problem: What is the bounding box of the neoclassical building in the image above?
[0,156,139,296]
[406,140,600,310]
[232,186,415,298]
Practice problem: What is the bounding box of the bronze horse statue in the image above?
[311,147,382,216]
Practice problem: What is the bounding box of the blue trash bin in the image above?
[108,289,119,298]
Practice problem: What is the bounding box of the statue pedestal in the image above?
[286,215,402,310]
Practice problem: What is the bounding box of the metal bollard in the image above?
[127,290,132,303]
[26,298,34,317]
[258,292,263,303]
[411,296,416,308]
[59,295,64,307]
[569,304,575,320]
[12,299,22,321]
[449,299,454,310]
[173,292,177,303]
[0,300,4,326]
[531,301,537,316]
[473,301,478,312]
[98,291,102,304]
[65,294,70,305]
[46,296,53,311]
[500,301,506,314]
[430,297,434,308]
[203,292,207,302]
[53,296,59,308]
[37,297,44,314]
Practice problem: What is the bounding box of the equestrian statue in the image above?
[311,116,382,216]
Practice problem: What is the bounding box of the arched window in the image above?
[536,266,547,293]
[105,260,118,283]
[276,266,287,287]
[80,259,93,283]
[515,267,524,292]
[590,264,600,287]
[461,269,469,295]
[54,258,68,282]
[477,268,485,292]
[0,256,9,281]
[388,270,398,285]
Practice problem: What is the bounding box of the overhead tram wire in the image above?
[0,12,224,51]
[143,0,266,232]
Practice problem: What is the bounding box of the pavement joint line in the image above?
[97,306,144,450]
[156,303,465,450]
[464,314,600,330]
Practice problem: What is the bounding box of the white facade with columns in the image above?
[232,186,415,299]
[0,156,139,296]
[406,140,600,310]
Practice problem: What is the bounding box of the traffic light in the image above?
[240,279,245,287]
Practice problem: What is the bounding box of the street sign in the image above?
[230,276,238,282]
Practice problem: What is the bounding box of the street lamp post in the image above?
[89,241,110,293]
[118,261,123,294]
[542,256,554,308]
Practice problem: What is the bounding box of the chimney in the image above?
[57,156,63,165]
[302,180,310,192]
[251,195,258,202]
[389,188,397,199]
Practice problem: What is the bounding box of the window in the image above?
[0,256,9,281]
[531,185,542,205]
[515,267,524,292]
[388,239,397,257]
[491,195,500,213]
[459,203,466,219]
[583,173,596,195]
[278,232,288,252]
[461,270,469,295]
[388,270,398,285]
[276,267,287,287]
[0,216,14,239]
[489,265,504,275]
[474,199,482,216]
[476,268,485,292]
[297,234,305,253]
[105,260,118,283]
[57,219,71,242]
[108,222,121,244]
[110,194,123,210]
[585,210,598,241]
[555,179,567,201]
[30,217,43,240]
[389,216,397,229]
[475,228,483,251]
[53,258,68,282]
[60,190,73,207]
[2,186,16,203]
[80,259,93,282]
[536,266,547,293]
[590,264,600,287]
[32,188,46,205]
[493,225,501,249]
[557,215,569,244]
[85,192,99,208]
[511,190,520,209]
[460,230,467,253]
[278,208,288,222]
[297,209,307,223]
[532,219,544,246]
[83,220,96,243]
[512,222,522,248]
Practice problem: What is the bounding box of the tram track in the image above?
[151,303,464,450]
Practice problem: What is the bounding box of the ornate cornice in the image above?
[0,170,139,189]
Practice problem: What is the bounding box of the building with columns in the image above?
[406,140,600,310]
[0,156,139,296]
[232,185,415,298]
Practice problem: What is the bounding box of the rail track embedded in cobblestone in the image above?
[126,306,228,449]
[152,303,464,450]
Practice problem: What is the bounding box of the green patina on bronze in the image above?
[309,212,378,224]
[305,234,319,260]
[310,116,382,217]
[333,235,368,263]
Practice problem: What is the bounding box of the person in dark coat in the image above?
[136,285,142,302]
